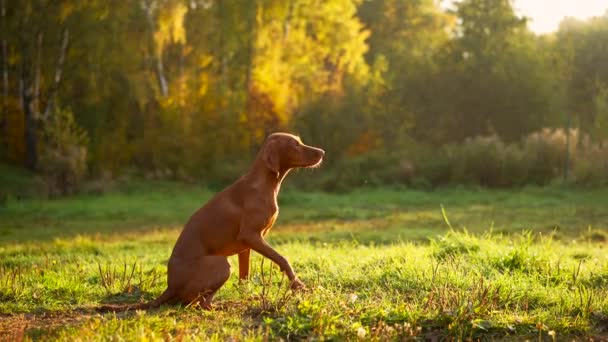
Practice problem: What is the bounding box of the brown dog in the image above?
[136,132,324,309]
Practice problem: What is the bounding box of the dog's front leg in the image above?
[238,249,250,280]
[238,232,304,289]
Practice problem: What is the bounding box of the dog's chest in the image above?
[261,206,279,236]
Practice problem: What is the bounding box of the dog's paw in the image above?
[290,278,306,291]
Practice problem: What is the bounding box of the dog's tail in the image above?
[96,287,177,313]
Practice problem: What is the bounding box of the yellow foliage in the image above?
[251,0,371,126]
[154,2,187,55]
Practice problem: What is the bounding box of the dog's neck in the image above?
[246,158,291,198]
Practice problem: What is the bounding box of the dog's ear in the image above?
[263,139,280,176]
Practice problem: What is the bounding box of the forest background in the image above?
[2,0,608,195]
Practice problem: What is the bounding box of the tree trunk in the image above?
[43,27,69,118]
[0,0,7,156]
[21,60,37,170]
[283,0,294,41]
[15,7,39,170]
[155,56,169,97]
[245,0,258,151]
[245,0,257,106]
[143,1,169,97]
[33,31,43,113]
[216,1,226,94]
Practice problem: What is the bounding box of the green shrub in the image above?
[409,144,453,188]
[20,124,608,196]
[38,107,89,197]
[500,143,529,187]
[450,135,513,187]
[307,151,410,192]
[451,135,498,186]
[406,128,606,188]
[521,128,574,184]
[0,163,43,200]
[571,138,608,186]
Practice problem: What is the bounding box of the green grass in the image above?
[0,163,41,201]
[1,182,607,340]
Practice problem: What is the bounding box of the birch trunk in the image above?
[21,58,37,169]
[144,1,169,97]
[33,32,43,113]
[43,27,69,119]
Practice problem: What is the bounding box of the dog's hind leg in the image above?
[178,255,231,309]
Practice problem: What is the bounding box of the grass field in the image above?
[1,182,607,340]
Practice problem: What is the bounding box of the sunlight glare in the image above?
[515,0,608,34]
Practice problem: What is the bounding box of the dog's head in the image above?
[262,133,325,174]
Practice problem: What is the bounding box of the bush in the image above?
[449,135,521,187]
[571,137,608,186]
[397,128,606,188]
[450,135,502,186]
[307,152,409,192]
[30,123,608,195]
[38,107,89,196]
[408,144,453,188]
[521,128,574,184]
[304,127,608,191]
[0,163,43,200]
[500,143,529,186]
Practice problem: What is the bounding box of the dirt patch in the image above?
[0,309,100,341]
[0,302,249,341]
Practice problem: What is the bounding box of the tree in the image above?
[556,13,608,132]
[252,0,371,153]
[2,1,80,169]
[358,0,454,146]
[438,0,558,142]
[592,84,608,144]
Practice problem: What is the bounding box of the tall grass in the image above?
[2,230,605,340]
[1,186,607,340]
